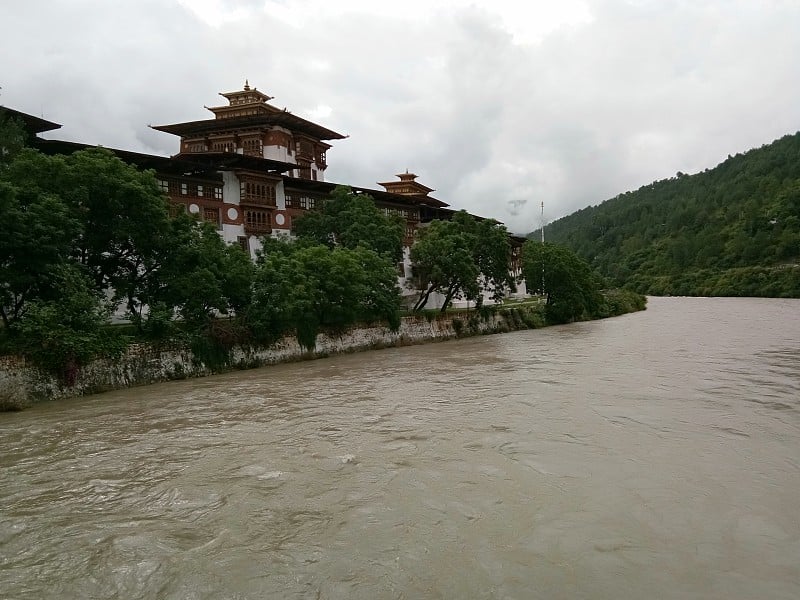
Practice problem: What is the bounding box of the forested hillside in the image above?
[538,132,800,296]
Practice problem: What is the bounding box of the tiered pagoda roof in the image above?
[151,81,346,141]
[378,171,435,196]
[376,171,446,208]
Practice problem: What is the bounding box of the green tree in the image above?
[14,263,125,382]
[410,218,479,311]
[249,240,401,349]
[152,218,254,327]
[521,241,602,323]
[2,147,173,315]
[410,211,514,311]
[467,214,517,302]
[0,177,80,327]
[249,242,312,345]
[293,186,404,262]
[351,246,403,331]
[0,110,27,165]
[61,148,173,308]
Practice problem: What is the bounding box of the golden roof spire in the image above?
[244,79,250,91]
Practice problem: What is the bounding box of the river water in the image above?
[1,297,799,599]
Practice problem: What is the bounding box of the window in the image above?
[157,179,169,194]
[203,207,221,229]
[242,138,263,157]
[237,236,249,253]
[296,140,313,156]
[212,141,234,152]
[180,183,188,195]
[244,209,271,234]
[383,207,411,220]
[285,193,317,210]
[214,186,223,200]
[197,185,204,198]
[240,179,277,206]
[169,202,187,218]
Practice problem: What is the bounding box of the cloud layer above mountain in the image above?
[2,0,798,233]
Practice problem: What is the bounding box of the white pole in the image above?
[540,201,545,296]
[541,201,545,243]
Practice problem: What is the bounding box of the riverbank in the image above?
[0,298,645,411]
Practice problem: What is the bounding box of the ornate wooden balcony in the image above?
[243,208,272,237]
[240,179,277,207]
[244,222,272,236]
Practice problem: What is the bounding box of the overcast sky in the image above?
[2,0,799,233]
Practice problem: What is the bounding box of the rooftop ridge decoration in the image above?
[211,79,276,118]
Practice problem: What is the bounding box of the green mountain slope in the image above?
[537,132,800,297]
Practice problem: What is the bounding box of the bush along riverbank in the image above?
[0,291,644,411]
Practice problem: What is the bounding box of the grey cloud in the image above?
[2,0,799,234]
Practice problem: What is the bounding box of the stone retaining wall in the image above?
[0,310,520,410]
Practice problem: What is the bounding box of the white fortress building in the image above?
[13,82,527,308]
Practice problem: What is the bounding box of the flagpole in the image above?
[540,201,545,296]
[541,201,545,244]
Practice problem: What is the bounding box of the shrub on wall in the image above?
[14,265,127,384]
[451,318,464,336]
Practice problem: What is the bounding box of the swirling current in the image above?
[1,297,799,599]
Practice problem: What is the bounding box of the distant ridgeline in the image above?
[534,132,800,297]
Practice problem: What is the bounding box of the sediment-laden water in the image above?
[1,297,799,599]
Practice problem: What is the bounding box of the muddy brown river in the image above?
[1,297,799,599]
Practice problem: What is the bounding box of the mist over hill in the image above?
[532,132,800,297]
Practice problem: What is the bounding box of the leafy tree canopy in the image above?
[1,144,255,351]
[152,218,254,327]
[292,186,405,262]
[14,263,126,381]
[521,241,602,323]
[0,158,80,327]
[0,110,27,165]
[250,238,401,349]
[1,147,174,316]
[410,211,514,311]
